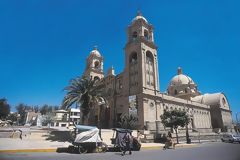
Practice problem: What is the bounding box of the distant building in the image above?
[68,108,81,124]
[24,111,41,125]
[52,109,69,127]
[51,108,81,127]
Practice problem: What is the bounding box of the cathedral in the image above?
[82,12,232,132]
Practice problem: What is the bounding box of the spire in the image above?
[93,45,98,50]
[132,10,147,23]
[137,10,142,16]
[107,66,115,76]
[177,67,183,75]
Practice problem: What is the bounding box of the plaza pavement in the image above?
[0,138,197,153]
[0,127,198,153]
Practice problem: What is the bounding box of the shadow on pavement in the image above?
[56,146,79,154]
[56,147,70,153]
[56,145,121,154]
[44,131,73,142]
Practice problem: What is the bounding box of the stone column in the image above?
[156,120,164,133]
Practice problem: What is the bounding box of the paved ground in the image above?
[0,137,197,152]
[1,142,239,160]
[0,138,71,150]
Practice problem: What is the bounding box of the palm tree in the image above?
[62,77,107,125]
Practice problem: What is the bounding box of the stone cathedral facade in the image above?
[82,12,232,132]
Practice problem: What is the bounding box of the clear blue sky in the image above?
[0,0,239,120]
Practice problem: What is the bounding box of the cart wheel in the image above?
[68,145,75,153]
[78,146,87,154]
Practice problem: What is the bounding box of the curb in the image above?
[141,144,198,150]
[0,148,57,153]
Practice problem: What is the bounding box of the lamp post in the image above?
[236,112,240,124]
[236,112,240,133]
[186,111,191,144]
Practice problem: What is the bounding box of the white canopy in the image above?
[74,128,102,143]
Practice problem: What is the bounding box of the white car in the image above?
[221,133,240,143]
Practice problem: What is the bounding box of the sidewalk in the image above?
[0,138,198,153]
[0,138,71,153]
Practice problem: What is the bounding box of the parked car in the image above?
[221,133,240,143]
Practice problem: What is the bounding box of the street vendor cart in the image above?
[70,125,108,154]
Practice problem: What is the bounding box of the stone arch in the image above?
[94,76,100,81]
[94,61,100,69]
[146,51,154,63]
[132,31,138,40]
[146,51,155,87]
[129,52,138,63]
[144,29,149,40]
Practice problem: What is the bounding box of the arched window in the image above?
[150,102,154,108]
[222,98,227,107]
[146,51,153,63]
[94,61,100,69]
[129,52,137,63]
[146,51,154,86]
[94,76,100,81]
[132,31,137,40]
[144,29,149,40]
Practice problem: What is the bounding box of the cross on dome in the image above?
[137,10,142,16]
[132,10,148,23]
[93,45,98,50]
[89,45,101,57]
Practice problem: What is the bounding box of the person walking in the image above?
[163,131,173,150]
[122,133,132,156]
[18,129,23,140]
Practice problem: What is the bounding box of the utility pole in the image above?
[236,112,240,124]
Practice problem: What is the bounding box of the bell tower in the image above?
[83,46,104,80]
[124,11,160,95]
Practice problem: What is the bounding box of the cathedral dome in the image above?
[167,67,200,99]
[170,74,195,86]
[132,11,148,23]
[90,47,101,57]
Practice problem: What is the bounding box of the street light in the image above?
[186,111,192,144]
[236,112,240,124]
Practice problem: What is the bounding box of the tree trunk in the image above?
[81,114,85,125]
[175,128,179,144]
[80,111,90,125]
[186,124,191,144]
[83,114,89,125]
